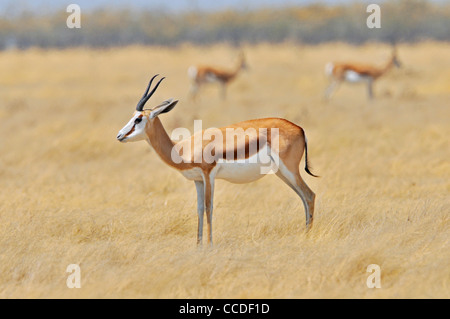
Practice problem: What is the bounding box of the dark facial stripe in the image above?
[124,115,143,138]
[124,125,135,138]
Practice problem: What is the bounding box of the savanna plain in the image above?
[0,42,448,298]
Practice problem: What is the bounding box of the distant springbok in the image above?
[324,48,401,100]
[188,52,248,100]
[117,75,318,246]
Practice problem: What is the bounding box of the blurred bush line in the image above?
[0,0,448,49]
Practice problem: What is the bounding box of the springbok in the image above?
[324,47,401,100]
[188,52,247,101]
[117,75,318,246]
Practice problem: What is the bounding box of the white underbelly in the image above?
[205,73,220,83]
[215,161,265,183]
[215,148,276,183]
[179,147,278,184]
[344,70,369,83]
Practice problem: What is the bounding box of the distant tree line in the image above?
[0,0,448,49]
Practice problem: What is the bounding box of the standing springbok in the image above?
[117,75,317,246]
[188,52,247,101]
[324,48,401,100]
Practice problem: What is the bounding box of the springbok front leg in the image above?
[324,79,340,100]
[189,81,200,102]
[195,180,205,245]
[220,82,227,100]
[202,173,215,246]
[367,78,374,100]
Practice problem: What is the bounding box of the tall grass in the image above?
[0,42,449,298]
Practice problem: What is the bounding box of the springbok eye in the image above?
[134,118,142,125]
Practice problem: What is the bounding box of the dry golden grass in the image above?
[0,42,449,298]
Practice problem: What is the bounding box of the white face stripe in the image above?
[117,112,147,142]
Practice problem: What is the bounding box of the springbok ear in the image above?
[149,98,178,119]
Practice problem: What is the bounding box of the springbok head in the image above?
[117,75,178,143]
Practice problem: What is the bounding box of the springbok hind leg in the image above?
[276,170,316,231]
[295,174,315,230]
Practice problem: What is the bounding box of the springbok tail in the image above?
[303,132,319,178]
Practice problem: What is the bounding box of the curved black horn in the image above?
[136,75,165,111]
[140,74,158,100]
[141,77,165,108]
